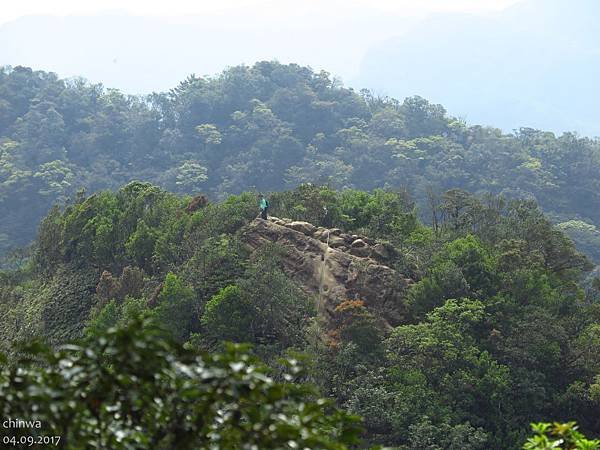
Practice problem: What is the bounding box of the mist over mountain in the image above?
[358,0,600,136]
[2,0,597,135]
[0,7,406,94]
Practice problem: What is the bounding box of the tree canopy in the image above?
[1,63,599,262]
[0,183,598,448]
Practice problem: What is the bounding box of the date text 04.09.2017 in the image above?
[2,435,61,447]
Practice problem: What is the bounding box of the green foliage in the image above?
[336,189,418,239]
[270,184,418,241]
[441,234,498,296]
[329,300,384,364]
[154,273,196,342]
[85,299,119,336]
[0,319,362,449]
[558,220,600,263]
[269,184,339,226]
[86,296,154,337]
[195,123,222,146]
[1,180,598,449]
[1,63,599,263]
[193,191,258,236]
[200,247,315,355]
[44,181,184,272]
[524,422,600,450]
[32,205,64,277]
[170,160,208,192]
[40,267,99,344]
[87,273,196,343]
[125,219,157,272]
[404,418,489,450]
[407,261,470,320]
[340,299,513,447]
[202,284,253,342]
[178,235,248,301]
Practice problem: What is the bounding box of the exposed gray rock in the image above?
[328,236,347,248]
[350,246,371,258]
[240,218,413,327]
[341,233,355,243]
[268,216,287,226]
[351,238,367,248]
[372,243,394,261]
[318,231,333,243]
[288,221,317,235]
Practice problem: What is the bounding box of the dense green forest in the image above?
[1,182,599,448]
[1,61,600,448]
[1,62,599,262]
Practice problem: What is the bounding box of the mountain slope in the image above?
[0,62,599,263]
[1,182,598,448]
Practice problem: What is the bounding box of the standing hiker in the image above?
[259,193,269,220]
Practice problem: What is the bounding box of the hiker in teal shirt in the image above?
[259,194,269,219]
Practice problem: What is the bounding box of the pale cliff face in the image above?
[241,216,414,327]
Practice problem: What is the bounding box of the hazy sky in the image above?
[0,0,521,25]
[2,0,598,135]
[0,0,524,94]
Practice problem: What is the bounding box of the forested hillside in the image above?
[1,62,599,262]
[1,182,599,448]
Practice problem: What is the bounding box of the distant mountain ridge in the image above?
[0,61,599,263]
[2,1,600,135]
[357,0,600,136]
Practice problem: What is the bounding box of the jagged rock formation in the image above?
[240,217,414,327]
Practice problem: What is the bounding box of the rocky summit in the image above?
[241,216,414,327]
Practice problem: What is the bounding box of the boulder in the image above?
[269,217,287,226]
[318,230,336,243]
[288,221,317,235]
[340,233,354,243]
[350,246,371,257]
[329,228,342,236]
[328,236,347,248]
[351,238,368,248]
[372,243,391,260]
[314,227,330,240]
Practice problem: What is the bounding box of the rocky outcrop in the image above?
[240,217,414,327]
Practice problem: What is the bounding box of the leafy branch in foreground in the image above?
[524,422,600,450]
[0,319,362,449]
